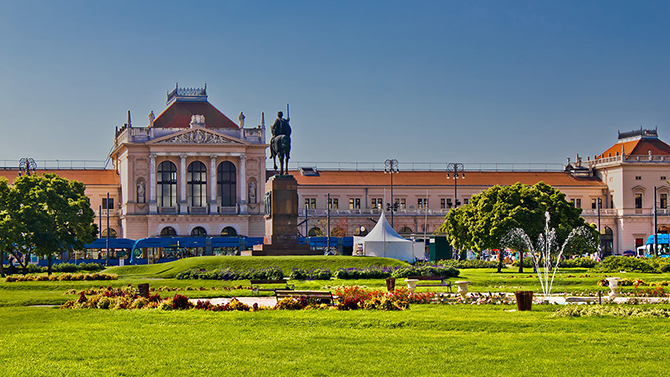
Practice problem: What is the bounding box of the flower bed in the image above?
[5,272,118,282]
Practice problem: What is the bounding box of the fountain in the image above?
[502,212,595,297]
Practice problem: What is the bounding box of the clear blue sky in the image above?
[1,1,669,167]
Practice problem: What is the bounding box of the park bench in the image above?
[406,276,452,292]
[274,289,334,305]
[250,279,294,296]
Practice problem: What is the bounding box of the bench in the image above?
[407,276,452,292]
[250,279,295,296]
[274,289,334,305]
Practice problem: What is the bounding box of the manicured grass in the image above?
[2,305,670,376]
[104,255,410,278]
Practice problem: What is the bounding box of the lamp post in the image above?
[384,159,399,228]
[446,163,465,208]
[18,158,37,176]
[654,186,658,257]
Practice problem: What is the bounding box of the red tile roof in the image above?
[153,101,239,129]
[0,169,119,186]
[597,138,670,158]
[291,170,605,188]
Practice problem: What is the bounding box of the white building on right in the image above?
[580,128,670,254]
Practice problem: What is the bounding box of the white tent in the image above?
[354,211,414,261]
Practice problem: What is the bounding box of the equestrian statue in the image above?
[270,110,291,176]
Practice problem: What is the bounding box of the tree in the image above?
[440,182,597,272]
[0,174,97,275]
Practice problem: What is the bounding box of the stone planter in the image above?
[404,279,419,292]
[606,277,620,299]
[454,280,471,298]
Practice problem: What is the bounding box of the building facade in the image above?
[3,87,669,256]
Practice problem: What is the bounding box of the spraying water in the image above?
[502,212,595,295]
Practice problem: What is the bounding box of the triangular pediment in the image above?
[148,127,248,146]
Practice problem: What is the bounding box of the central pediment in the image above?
[150,128,247,146]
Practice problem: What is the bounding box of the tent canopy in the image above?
[355,212,413,261]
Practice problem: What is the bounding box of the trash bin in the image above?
[138,283,150,298]
[514,291,533,311]
[386,278,396,292]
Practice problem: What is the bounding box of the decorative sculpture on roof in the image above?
[270,107,291,176]
[238,112,245,128]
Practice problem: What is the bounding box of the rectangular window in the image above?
[464,198,469,205]
[418,198,429,210]
[304,198,316,209]
[393,198,406,210]
[349,198,360,210]
[574,199,581,208]
[661,194,668,209]
[440,198,446,209]
[328,198,338,210]
[635,193,643,209]
[447,198,453,208]
[592,198,597,209]
[662,176,667,181]
[102,198,114,209]
[635,176,642,180]
[371,198,383,209]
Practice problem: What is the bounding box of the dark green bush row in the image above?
[176,266,284,280]
[438,260,499,269]
[509,257,598,269]
[3,262,104,274]
[333,265,459,280]
[288,268,332,280]
[591,256,670,274]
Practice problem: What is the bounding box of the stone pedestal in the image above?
[249,175,316,256]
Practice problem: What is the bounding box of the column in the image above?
[239,155,247,214]
[179,154,188,214]
[209,155,218,214]
[149,154,157,214]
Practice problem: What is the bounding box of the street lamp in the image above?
[18,158,37,176]
[385,159,399,228]
[446,163,465,208]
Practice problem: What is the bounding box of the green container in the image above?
[429,236,452,262]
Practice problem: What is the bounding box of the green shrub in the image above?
[438,260,499,269]
[559,257,598,268]
[592,256,660,273]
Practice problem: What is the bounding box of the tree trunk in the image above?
[47,254,53,276]
[0,249,5,278]
[518,251,524,273]
[9,251,29,275]
[496,250,503,273]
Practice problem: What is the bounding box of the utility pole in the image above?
[106,192,110,266]
[327,193,331,253]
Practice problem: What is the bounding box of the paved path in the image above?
[189,296,277,308]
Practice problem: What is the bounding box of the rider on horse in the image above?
[270,111,292,175]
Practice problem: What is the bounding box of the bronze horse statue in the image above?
[271,134,291,176]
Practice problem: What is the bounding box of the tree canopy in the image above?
[0,174,97,274]
[440,182,597,265]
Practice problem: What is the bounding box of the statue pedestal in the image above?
[249,175,317,256]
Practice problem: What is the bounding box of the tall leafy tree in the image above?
[0,174,97,275]
[441,182,597,272]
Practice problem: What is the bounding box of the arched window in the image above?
[399,226,413,234]
[331,227,346,237]
[191,227,207,236]
[217,162,237,207]
[157,161,177,207]
[187,161,207,207]
[101,228,117,238]
[308,227,323,237]
[601,226,613,256]
[160,227,177,236]
[221,227,237,236]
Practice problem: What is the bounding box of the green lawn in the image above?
[104,255,409,278]
[3,257,670,376]
[1,305,669,376]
